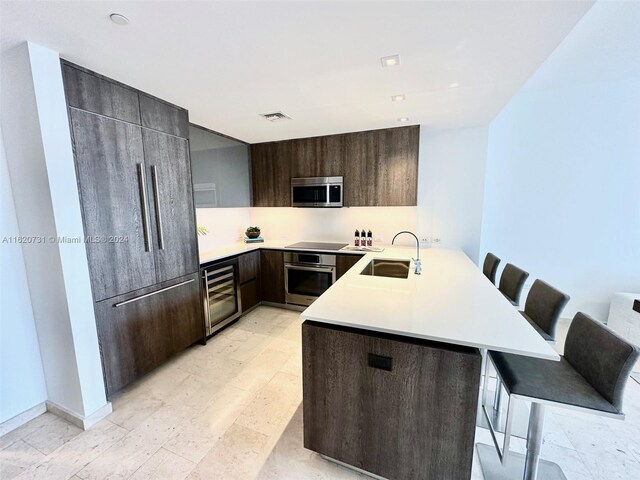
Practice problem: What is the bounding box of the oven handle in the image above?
[285,264,335,274]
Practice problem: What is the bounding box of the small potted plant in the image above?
[245,226,261,239]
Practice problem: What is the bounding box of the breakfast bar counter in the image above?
[300,248,558,480]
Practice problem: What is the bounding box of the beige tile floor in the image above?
[1,307,639,480]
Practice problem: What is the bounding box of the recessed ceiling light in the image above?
[391,94,406,102]
[381,54,400,67]
[449,82,460,88]
[109,13,130,25]
[398,117,409,123]
[259,111,291,122]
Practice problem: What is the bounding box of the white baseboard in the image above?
[0,402,47,437]
[46,401,112,430]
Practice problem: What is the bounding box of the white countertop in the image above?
[199,240,366,264]
[301,247,559,361]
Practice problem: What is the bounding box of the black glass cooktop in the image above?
[285,242,349,251]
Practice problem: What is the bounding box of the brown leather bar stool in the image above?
[478,312,640,480]
[498,264,529,306]
[483,252,501,285]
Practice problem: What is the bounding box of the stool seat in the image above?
[489,350,620,415]
[520,311,553,341]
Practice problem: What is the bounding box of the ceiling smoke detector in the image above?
[259,111,291,122]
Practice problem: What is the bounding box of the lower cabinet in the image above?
[260,250,285,304]
[94,272,203,396]
[240,279,260,312]
[336,254,364,279]
[302,321,481,480]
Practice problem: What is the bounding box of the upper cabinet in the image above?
[139,94,189,138]
[251,140,293,207]
[189,125,251,208]
[62,63,141,124]
[250,125,419,207]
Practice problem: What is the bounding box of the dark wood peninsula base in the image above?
[302,320,482,480]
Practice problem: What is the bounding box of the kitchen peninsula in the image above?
[300,248,558,480]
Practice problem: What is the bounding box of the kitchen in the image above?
[2,2,640,480]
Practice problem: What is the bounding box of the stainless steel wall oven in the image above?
[284,252,336,306]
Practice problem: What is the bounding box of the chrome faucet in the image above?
[391,231,422,275]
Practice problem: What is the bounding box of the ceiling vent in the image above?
[260,111,291,122]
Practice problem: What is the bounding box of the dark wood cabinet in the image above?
[373,126,420,206]
[260,250,285,304]
[240,279,260,312]
[250,126,419,207]
[70,109,157,301]
[238,250,260,284]
[290,135,344,178]
[62,63,141,124]
[142,129,198,283]
[95,273,202,395]
[336,254,364,279]
[303,321,481,480]
[63,61,203,396]
[139,94,189,139]
[250,141,293,207]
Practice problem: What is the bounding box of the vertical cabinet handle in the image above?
[151,165,164,250]
[136,163,151,252]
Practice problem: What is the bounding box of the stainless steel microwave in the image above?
[291,176,343,207]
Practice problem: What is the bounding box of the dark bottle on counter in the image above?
[354,229,360,247]
[367,230,373,247]
[361,229,366,247]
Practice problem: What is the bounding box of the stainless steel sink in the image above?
[360,259,411,279]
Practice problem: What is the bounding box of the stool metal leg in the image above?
[523,403,546,480]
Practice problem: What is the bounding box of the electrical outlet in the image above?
[420,236,431,244]
[431,237,441,245]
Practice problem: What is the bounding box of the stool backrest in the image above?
[564,312,640,411]
[524,280,570,340]
[498,264,529,305]
[483,253,501,285]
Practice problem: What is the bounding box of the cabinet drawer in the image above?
[240,279,260,312]
[94,273,203,396]
[139,94,189,138]
[62,63,141,124]
[238,250,260,284]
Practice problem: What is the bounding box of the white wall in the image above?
[249,206,418,247]
[1,42,108,423]
[0,131,47,425]
[196,207,253,251]
[417,126,489,263]
[480,2,640,318]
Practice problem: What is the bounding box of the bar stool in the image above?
[498,264,529,306]
[483,253,501,285]
[478,312,640,480]
[520,280,570,342]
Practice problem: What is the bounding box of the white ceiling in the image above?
[1,1,594,144]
